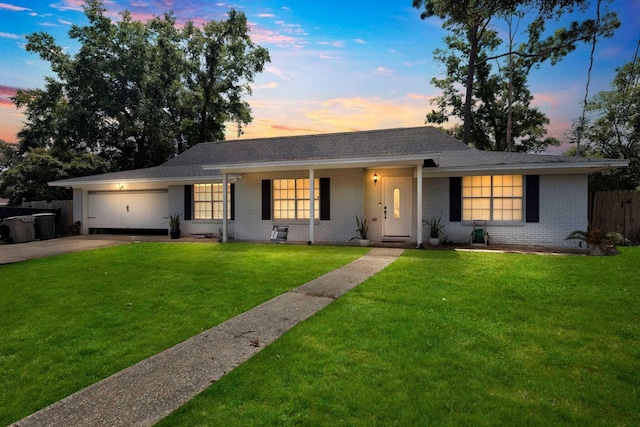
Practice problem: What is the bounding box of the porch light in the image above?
[373,173,378,185]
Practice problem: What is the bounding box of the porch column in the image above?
[82,189,89,235]
[222,172,228,243]
[416,163,423,247]
[309,169,315,244]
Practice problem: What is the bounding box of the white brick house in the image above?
[51,127,628,249]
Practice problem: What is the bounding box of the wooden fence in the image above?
[589,191,640,243]
[22,200,74,234]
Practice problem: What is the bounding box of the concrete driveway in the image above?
[0,235,176,265]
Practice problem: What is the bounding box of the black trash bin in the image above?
[33,213,57,240]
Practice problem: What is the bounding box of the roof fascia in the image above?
[422,159,630,178]
[48,174,239,188]
[205,154,439,173]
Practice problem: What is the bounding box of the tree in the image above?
[413,0,619,148]
[0,149,110,204]
[0,140,19,170]
[572,52,640,190]
[426,18,561,152]
[12,0,269,171]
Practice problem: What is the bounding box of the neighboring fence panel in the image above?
[590,191,640,243]
[22,200,74,235]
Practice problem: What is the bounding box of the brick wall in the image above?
[423,174,588,248]
[170,169,364,243]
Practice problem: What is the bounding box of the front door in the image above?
[383,177,412,238]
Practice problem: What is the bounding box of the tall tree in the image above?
[413,0,619,148]
[575,51,640,190]
[426,19,561,152]
[12,0,269,171]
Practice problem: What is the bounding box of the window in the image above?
[273,178,320,220]
[193,183,231,219]
[462,175,523,221]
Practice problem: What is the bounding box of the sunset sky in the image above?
[1,0,638,154]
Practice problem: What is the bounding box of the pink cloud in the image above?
[0,2,31,12]
[48,0,85,12]
[0,85,19,98]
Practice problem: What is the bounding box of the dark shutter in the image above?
[262,180,271,220]
[525,175,540,223]
[449,177,462,222]
[230,183,235,220]
[320,177,330,220]
[184,185,193,220]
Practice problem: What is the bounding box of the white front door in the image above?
[383,177,412,238]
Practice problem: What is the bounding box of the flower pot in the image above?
[359,239,370,247]
[429,237,440,246]
[170,229,181,239]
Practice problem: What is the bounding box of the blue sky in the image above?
[1,0,638,154]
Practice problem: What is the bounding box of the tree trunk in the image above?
[463,25,479,146]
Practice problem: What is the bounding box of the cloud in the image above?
[260,82,278,89]
[266,66,296,83]
[304,96,429,131]
[318,40,344,48]
[374,66,393,75]
[319,54,342,60]
[0,31,21,39]
[257,13,275,18]
[0,85,20,97]
[354,38,367,45]
[48,0,85,12]
[406,93,431,101]
[0,2,31,12]
[271,124,320,133]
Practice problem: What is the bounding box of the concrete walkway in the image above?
[11,247,404,427]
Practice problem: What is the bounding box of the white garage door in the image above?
[88,190,169,230]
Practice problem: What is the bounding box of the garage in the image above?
[87,190,169,234]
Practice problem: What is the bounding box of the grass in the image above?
[0,242,368,425]
[158,248,640,426]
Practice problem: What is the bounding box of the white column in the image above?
[222,172,228,243]
[309,169,315,244]
[416,163,423,247]
[82,189,89,235]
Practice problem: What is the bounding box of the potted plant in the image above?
[427,215,444,246]
[169,213,181,239]
[350,215,369,246]
[566,229,624,255]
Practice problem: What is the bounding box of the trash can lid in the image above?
[7,215,36,222]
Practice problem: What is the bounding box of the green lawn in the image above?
[0,242,368,425]
[158,248,640,426]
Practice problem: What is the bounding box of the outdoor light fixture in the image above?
[373,173,378,185]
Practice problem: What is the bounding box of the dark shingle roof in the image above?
[164,126,471,167]
[50,126,626,185]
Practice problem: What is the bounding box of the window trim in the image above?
[272,178,320,220]
[192,183,233,220]
[462,175,524,223]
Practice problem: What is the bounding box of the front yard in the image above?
[1,243,638,425]
[159,247,640,426]
[0,243,367,425]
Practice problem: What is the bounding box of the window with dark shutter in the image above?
[320,177,330,220]
[262,180,271,220]
[450,177,462,222]
[184,185,193,220]
[525,175,540,223]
